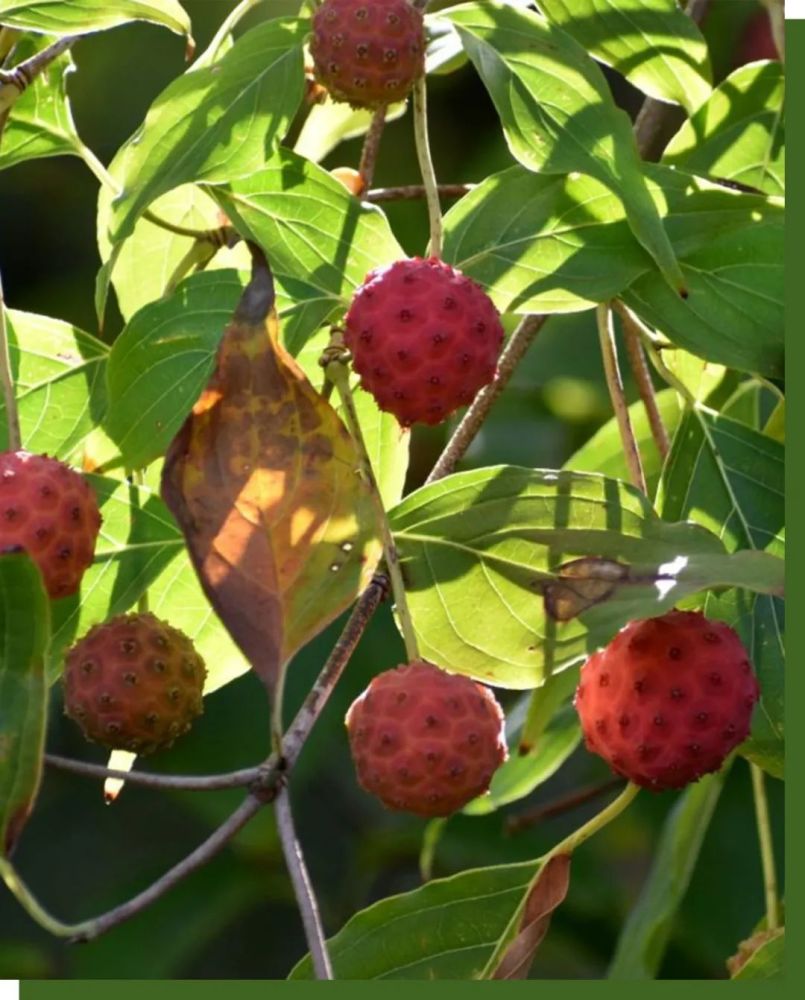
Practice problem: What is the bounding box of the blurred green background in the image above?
[0,0,783,980]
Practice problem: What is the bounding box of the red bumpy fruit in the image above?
[344,257,504,426]
[310,0,425,109]
[574,610,760,791]
[345,660,508,817]
[63,613,207,756]
[0,450,101,599]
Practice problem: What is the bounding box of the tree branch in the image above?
[425,314,546,483]
[275,790,334,979]
[44,753,261,791]
[622,324,670,462]
[0,35,79,115]
[367,183,473,203]
[505,779,625,835]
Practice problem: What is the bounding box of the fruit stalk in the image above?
[412,75,443,258]
[326,353,419,660]
[0,266,20,451]
[358,105,388,191]
[596,302,647,493]
[750,762,780,931]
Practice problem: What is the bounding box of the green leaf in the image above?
[564,388,681,498]
[0,554,50,856]
[211,148,405,315]
[659,409,784,777]
[664,61,785,197]
[442,161,779,315]
[608,768,727,979]
[0,0,192,38]
[104,270,244,471]
[536,0,712,113]
[621,204,784,378]
[731,928,784,980]
[446,0,685,295]
[289,860,539,979]
[3,309,109,463]
[390,466,781,689]
[463,704,580,816]
[0,35,81,171]
[47,475,248,695]
[106,17,306,244]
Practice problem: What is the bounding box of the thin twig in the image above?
[44,754,261,791]
[596,303,647,493]
[505,779,625,835]
[275,790,334,979]
[750,762,780,931]
[326,355,419,660]
[425,314,546,483]
[368,183,473,203]
[622,323,670,461]
[0,266,21,451]
[412,75,442,258]
[0,35,78,115]
[358,105,387,192]
[282,574,388,770]
[0,795,264,941]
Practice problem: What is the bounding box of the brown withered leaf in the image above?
[543,557,630,622]
[162,247,381,693]
[491,853,571,980]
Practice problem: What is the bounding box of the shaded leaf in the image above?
[289,860,539,979]
[659,409,784,776]
[536,0,711,113]
[390,465,781,689]
[608,768,726,979]
[0,35,81,171]
[442,161,779,317]
[621,210,783,378]
[447,1,685,294]
[664,61,784,197]
[0,554,49,856]
[211,148,405,328]
[162,252,381,692]
[729,927,784,979]
[0,0,192,37]
[106,17,306,244]
[491,853,571,979]
[2,309,108,463]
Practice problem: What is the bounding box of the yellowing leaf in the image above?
[162,249,381,692]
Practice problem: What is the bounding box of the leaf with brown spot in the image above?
[161,247,381,693]
[491,853,571,980]
[543,557,630,622]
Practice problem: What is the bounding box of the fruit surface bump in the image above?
[345,659,508,817]
[574,610,760,791]
[310,0,425,108]
[344,257,504,426]
[63,613,207,756]
[0,450,101,599]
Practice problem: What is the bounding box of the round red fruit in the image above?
[310,0,425,109]
[345,659,508,817]
[574,610,760,791]
[63,613,207,756]
[344,257,504,426]
[0,450,101,599]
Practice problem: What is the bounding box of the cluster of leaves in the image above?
[0,0,783,982]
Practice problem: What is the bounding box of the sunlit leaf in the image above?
[0,0,192,38]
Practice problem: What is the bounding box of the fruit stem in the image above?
[0,266,21,451]
[275,790,334,980]
[358,104,387,192]
[412,75,443,258]
[596,303,647,494]
[750,762,780,931]
[480,781,640,977]
[326,354,420,661]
